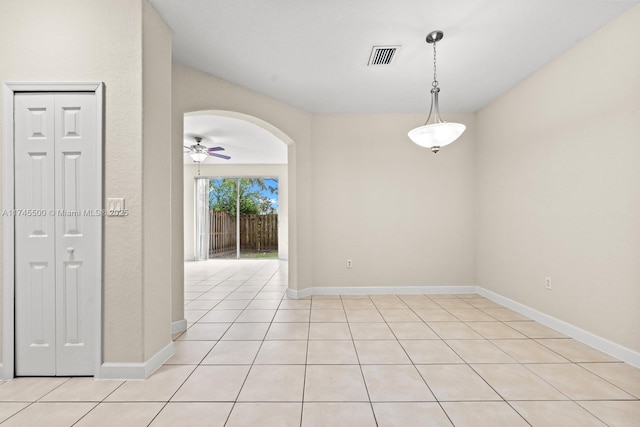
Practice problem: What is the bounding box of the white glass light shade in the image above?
[408,122,466,150]
[190,152,207,162]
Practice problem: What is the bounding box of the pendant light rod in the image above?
[423,30,443,126]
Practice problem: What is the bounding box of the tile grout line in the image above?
[341,294,379,426]
[221,260,287,425]
[298,296,312,427]
[378,295,455,424]
[401,295,526,424]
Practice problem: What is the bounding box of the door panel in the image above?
[14,92,97,376]
[54,93,97,375]
[62,262,82,344]
[28,262,50,346]
[15,93,56,376]
[61,152,82,235]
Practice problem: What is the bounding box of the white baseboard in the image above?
[171,319,188,334]
[287,285,476,299]
[98,341,175,379]
[477,287,640,369]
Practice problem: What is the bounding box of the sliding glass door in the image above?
[203,177,279,259]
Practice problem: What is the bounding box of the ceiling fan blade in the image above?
[207,146,225,152]
[184,145,192,150]
[209,153,231,160]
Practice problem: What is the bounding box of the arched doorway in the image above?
[182,111,291,261]
[171,106,298,335]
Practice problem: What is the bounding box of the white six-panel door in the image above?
[14,92,98,376]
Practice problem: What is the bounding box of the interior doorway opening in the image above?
[183,111,289,262]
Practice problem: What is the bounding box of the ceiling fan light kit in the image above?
[190,152,208,162]
[184,136,231,162]
[408,30,466,153]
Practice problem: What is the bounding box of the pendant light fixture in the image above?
[408,30,465,153]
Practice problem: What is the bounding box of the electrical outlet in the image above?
[346,259,353,269]
[545,277,552,290]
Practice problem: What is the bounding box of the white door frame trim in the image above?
[2,82,104,379]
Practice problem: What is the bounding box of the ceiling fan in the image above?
[184,136,231,162]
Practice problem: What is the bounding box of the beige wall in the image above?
[0,0,172,366]
[173,64,477,293]
[183,163,289,260]
[311,113,476,287]
[476,4,640,352]
[142,1,173,360]
[172,63,313,298]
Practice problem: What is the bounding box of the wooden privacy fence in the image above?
[209,211,236,255]
[209,211,278,255]
[239,214,278,252]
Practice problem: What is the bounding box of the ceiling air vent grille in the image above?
[368,45,400,66]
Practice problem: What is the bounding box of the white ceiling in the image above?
[160,0,638,164]
[184,114,287,165]
[151,0,637,114]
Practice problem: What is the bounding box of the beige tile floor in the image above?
[0,259,639,426]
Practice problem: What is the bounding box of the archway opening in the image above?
[182,111,291,262]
